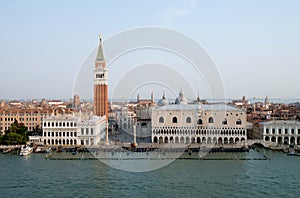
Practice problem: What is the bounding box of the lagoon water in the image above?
[0,149,300,198]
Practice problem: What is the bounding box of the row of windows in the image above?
[81,128,94,135]
[96,73,104,79]
[1,117,41,121]
[265,128,300,135]
[44,131,77,137]
[45,139,95,146]
[159,117,242,125]
[44,139,77,145]
[153,136,246,144]
[0,113,48,117]
[153,130,246,136]
[81,138,94,145]
[1,121,41,126]
[160,112,243,116]
[264,136,300,145]
[44,122,77,128]
[153,126,245,131]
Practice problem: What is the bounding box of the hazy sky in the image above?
[1,0,299,100]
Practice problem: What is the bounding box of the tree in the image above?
[0,120,28,145]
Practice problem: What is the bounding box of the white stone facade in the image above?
[151,103,247,145]
[42,114,106,146]
[77,116,106,146]
[42,114,79,145]
[261,120,300,145]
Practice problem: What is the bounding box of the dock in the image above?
[45,142,270,161]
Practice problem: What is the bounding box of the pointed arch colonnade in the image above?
[151,126,246,144]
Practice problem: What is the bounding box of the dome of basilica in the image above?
[175,90,188,105]
[158,93,169,106]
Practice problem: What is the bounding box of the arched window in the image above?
[186,117,191,123]
[197,119,203,125]
[236,119,242,125]
[208,117,214,123]
[222,118,227,125]
[172,117,177,123]
[159,117,164,123]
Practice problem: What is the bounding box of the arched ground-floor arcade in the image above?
[152,135,247,144]
[263,135,300,145]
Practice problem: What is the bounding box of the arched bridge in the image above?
[245,139,276,148]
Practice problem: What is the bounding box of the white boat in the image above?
[19,145,33,156]
[35,146,47,153]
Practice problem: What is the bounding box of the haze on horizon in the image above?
[0,0,300,100]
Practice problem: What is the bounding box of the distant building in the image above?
[48,100,63,106]
[264,95,270,110]
[0,109,53,134]
[151,91,247,144]
[136,93,155,106]
[260,120,300,145]
[41,98,47,106]
[231,96,248,109]
[0,100,7,108]
[73,95,80,109]
[116,106,136,130]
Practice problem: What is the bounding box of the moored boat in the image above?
[286,151,300,156]
[34,146,46,153]
[19,145,33,156]
[3,147,14,154]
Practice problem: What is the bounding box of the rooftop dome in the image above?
[175,90,188,105]
[158,93,169,106]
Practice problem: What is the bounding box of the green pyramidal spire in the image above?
[96,33,105,61]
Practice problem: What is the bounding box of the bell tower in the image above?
[94,34,108,121]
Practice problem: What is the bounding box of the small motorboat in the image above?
[35,146,46,153]
[3,147,14,154]
[19,145,33,156]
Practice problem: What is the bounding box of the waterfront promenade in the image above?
[0,138,290,155]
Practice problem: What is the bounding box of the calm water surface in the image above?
[0,149,299,198]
